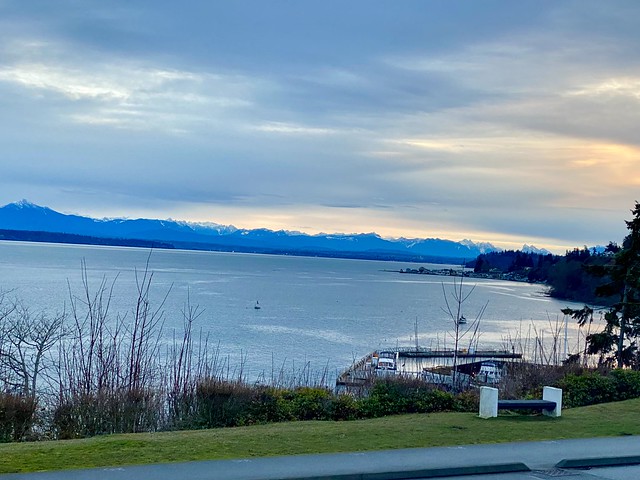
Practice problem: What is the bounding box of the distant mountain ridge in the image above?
[0,200,521,262]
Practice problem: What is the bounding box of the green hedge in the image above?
[357,379,466,418]
[556,369,640,408]
[166,379,475,429]
[45,369,640,440]
[42,368,640,440]
[185,369,640,428]
[610,369,640,400]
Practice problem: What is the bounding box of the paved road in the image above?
[2,436,640,480]
[441,465,640,480]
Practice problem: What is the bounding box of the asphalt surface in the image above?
[2,436,640,480]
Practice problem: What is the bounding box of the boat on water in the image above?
[477,361,502,383]
[458,315,467,325]
[371,351,398,375]
[254,301,261,310]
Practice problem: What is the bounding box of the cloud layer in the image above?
[1,0,639,251]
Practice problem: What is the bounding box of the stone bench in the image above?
[479,386,562,418]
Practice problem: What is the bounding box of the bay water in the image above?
[0,241,588,382]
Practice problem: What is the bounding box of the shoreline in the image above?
[397,266,545,285]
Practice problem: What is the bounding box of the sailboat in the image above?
[254,300,261,310]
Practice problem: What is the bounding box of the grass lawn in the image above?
[2,398,640,474]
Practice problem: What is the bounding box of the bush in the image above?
[357,378,457,417]
[453,389,479,412]
[359,380,410,417]
[194,379,253,428]
[53,393,114,439]
[556,372,617,408]
[52,400,80,440]
[166,390,197,430]
[500,363,580,400]
[553,369,640,409]
[610,369,640,400]
[0,393,36,442]
[247,387,361,423]
[52,388,161,439]
[287,387,333,421]
[246,387,293,424]
[119,388,161,433]
[53,393,113,439]
[328,394,361,421]
[412,389,455,413]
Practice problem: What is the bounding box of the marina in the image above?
[336,347,523,389]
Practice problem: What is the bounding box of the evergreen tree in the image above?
[587,202,640,368]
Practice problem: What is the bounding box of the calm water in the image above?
[0,241,587,381]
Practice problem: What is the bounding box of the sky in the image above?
[1,1,639,253]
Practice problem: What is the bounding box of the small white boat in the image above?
[478,361,502,383]
[372,351,397,374]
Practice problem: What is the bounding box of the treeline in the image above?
[174,241,465,264]
[470,244,620,305]
[0,228,174,250]
[474,201,640,370]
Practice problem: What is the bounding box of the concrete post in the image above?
[479,386,498,418]
[542,386,562,417]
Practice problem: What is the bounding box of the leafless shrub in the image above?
[499,316,601,398]
[0,302,64,399]
[53,257,167,436]
[0,294,64,440]
[260,358,332,390]
[441,274,488,390]
[499,361,587,399]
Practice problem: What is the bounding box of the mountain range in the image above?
[0,200,547,262]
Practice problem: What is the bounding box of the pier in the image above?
[336,348,523,388]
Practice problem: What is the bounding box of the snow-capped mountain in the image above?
[0,200,501,261]
[459,239,498,254]
[521,244,552,255]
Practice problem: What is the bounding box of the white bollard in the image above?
[542,386,562,417]
[479,386,498,418]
